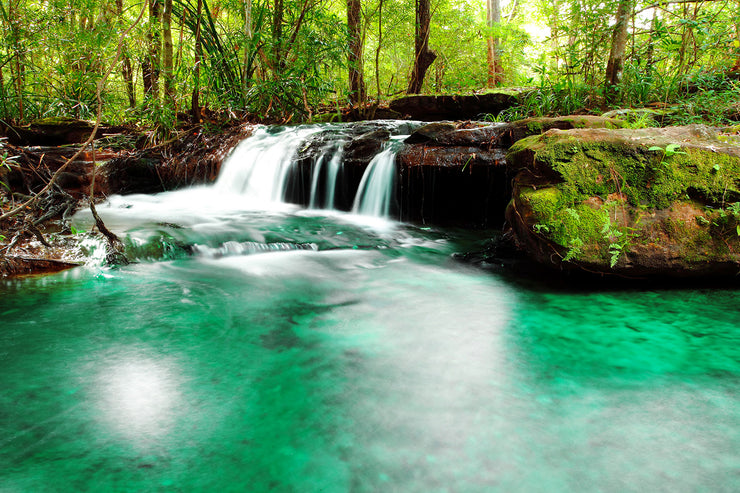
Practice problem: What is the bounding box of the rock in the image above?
[389,91,525,121]
[0,256,82,278]
[505,125,740,277]
[2,117,128,146]
[98,125,250,195]
[395,116,624,228]
[405,116,625,147]
[397,145,507,227]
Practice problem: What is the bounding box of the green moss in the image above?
[521,186,625,264]
[516,137,740,210]
[510,131,740,268]
[526,120,545,134]
[520,186,560,219]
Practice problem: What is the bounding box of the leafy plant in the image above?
[648,143,687,168]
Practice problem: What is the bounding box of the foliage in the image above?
[0,0,738,125]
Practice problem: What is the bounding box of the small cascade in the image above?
[308,140,345,210]
[212,121,417,219]
[352,138,404,218]
[215,125,321,202]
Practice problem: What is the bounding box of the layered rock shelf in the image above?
[3,115,740,279]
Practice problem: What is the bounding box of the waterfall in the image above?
[351,138,403,218]
[308,141,345,210]
[214,122,415,218]
[215,126,321,202]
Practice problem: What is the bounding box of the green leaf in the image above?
[648,146,664,152]
[665,143,681,153]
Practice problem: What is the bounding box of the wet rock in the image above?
[98,125,250,195]
[395,117,623,228]
[0,256,82,277]
[505,125,740,277]
[397,146,508,227]
[405,116,625,147]
[389,92,523,121]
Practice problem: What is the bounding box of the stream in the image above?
[1,123,739,491]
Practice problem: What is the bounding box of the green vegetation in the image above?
[0,0,737,128]
[511,129,740,267]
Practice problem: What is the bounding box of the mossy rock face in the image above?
[506,125,740,277]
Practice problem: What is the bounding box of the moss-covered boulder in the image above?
[506,125,740,277]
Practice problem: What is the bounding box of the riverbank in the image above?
[2,115,740,281]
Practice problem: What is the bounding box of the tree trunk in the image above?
[548,0,560,73]
[604,0,633,102]
[144,0,161,103]
[191,0,203,122]
[273,0,284,73]
[407,0,436,94]
[163,0,174,107]
[116,0,136,107]
[644,7,658,76]
[486,0,503,87]
[375,0,383,100]
[242,0,253,97]
[5,0,24,121]
[347,0,365,104]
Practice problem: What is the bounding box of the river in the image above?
[1,124,738,491]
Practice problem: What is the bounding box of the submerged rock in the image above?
[505,125,740,277]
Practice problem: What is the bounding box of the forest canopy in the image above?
[0,0,738,125]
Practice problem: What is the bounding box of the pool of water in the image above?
[1,193,739,492]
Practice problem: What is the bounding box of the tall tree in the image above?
[604,0,633,101]
[116,0,136,107]
[486,0,503,87]
[272,0,284,72]
[143,0,161,102]
[347,0,365,104]
[407,0,436,94]
[241,0,253,96]
[162,0,174,106]
[374,0,383,100]
[2,0,25,120]
[191,0,203,122]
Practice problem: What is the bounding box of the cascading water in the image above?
[308,140,345,210]
[351,137,405,218]
[212,122,414,217]
[215,125,323,202]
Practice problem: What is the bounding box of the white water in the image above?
[79,123,416,243]
[308,140,345,210]
[351,138,404,218]
[215,123,410,218]
[215,125,322,202]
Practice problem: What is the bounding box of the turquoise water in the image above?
[1,204,739,491]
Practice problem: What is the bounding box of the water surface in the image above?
[1,209,738,492]
[1,123,739,491]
